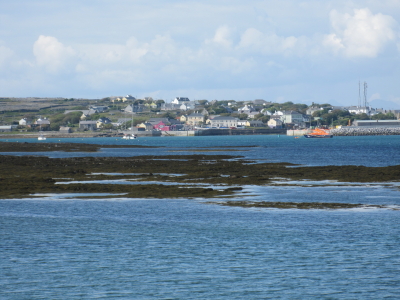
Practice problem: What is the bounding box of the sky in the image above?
[1,0,400,108]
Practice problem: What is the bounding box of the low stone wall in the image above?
[331,127,400,136]
[161,131,196,137]
[197,128,285,136]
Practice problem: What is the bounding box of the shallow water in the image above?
[1,135,400,299]
[1,197,400,299]
[2,134,400,166]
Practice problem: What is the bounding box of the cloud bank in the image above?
[1,1,400,106]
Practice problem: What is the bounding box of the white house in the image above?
[172,97,190,105]
[238,104,255,114]
[347,106,377,115]
[208,116,239,128]
[19,118,31,126]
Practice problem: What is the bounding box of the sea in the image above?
[1,135,400,299]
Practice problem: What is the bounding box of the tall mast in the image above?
[364,82,368,108]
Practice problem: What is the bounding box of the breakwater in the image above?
[331,127,400,136]
[197,128,285,136]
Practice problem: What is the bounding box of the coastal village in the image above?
[1,96,400,137]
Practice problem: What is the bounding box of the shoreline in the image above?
[3,127,400,139]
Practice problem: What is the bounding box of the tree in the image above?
[253,113,264,120]
[213,107,227,114]
[160,111,176,119]
[197,100,208,105]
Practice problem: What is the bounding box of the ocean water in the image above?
[1,135,400,299]
[2,134,400,166]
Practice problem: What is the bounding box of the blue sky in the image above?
[1,0,400,108]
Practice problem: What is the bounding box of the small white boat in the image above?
[122,134,136,140]
[38,123,46,140]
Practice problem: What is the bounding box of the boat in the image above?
[122,103,137,140]
[304,128,333,138]
[122,134,136,140]
[38,124,46,140]
[38,133,46,140]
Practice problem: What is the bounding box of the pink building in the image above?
[153,121,171,131]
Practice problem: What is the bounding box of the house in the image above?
[0,125,13,132]
[147,118,170,126]
[79,121,97,130]
[137,122,154,131]
[80,109,98,120]
[96,117,112,128]
[90,105,109,113]
[346,106,376,115]
[200,109,209,116]
[237,120,247,127]
[306,106,324,115]
[208,116,239,128]
[187,113,205,126]
[34,118,50,129]
[172,97,190,105]
[35,118,50,125]
[238,104,255,114]
[180,115,188,123]
[245,120,264,127]
[273,111,284,116]
[59,126,72,133]
[144,102,158,110]
[180,103,193,111]
[268,118,283,129]
[19,118,31,126]
[247,111,260,119]
[115,118,131,126]
[279,111,306,127]
[153,121,171,131]
[161,103,181,111]
[124,103,148,113]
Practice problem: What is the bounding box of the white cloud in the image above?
[237,28,304,56]
[324,8,398,57]
[212,25,233,48]
[33,35,76,73]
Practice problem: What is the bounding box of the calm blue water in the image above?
[2,134,400,166]
[1,135,400,299]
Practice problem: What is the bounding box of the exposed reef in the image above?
[1,142,400,202]
[0,142,157,152]
[207,201,388,210]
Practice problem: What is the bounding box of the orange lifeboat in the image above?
[304,128,333,138]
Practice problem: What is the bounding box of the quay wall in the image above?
[161,131,196,137]
[197,128,285,136]
[331,127,400,136]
